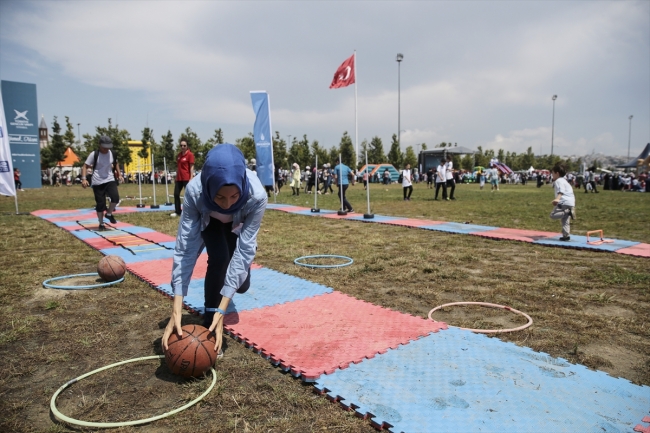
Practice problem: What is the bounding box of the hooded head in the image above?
[201,144,250,214]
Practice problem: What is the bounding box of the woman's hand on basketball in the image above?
[162,296,184,351]
[208,314,224,353]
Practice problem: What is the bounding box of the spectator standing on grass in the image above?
[13,168,24,191]
[383,169,391,185]
[81,135,123,231]
[445,155,456,200]
[549,162,576,242]
[402,163,413,201]
[478,169,486,190]
[434,161,448,200]
[334,157,354,212]
[362,169,368,190]
[162,144,267,358]
[490,166,500,191]
[290,163,301,196]
[427,167,434,189]
[171,140,195,218]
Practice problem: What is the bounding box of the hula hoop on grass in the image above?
[428,301,533,334]
[50,355,217,428]
[43,273,124,290]
[294,254,354,269]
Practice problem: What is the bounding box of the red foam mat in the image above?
[472,227,558,243]
[84,237,119,250]
[137,232,176,243]
[383,218,445,227]
[224,291,447,380]
[616,243,650,258]
[46,214,97,222]
[274,206,309,213]
[31,209,69,216]
[321,212,362,219]
[126,255,262,286]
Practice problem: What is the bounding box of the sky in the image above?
[1,0,649,159]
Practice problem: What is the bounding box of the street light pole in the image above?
[627,115,633,160]
[396,53,404,153]
[77,123,81,144]
[551,95,557,157]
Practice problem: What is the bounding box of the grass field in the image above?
[0,182,648,432]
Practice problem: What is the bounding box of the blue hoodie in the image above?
[171,144,267,300]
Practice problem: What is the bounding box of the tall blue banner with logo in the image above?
[250,91,275,187]
[1,81,40,189]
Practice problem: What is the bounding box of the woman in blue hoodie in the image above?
[162,144,267,357]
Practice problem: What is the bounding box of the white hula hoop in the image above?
[50,355,217,428]
[428,301,533,334]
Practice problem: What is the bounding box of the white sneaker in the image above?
[217,349,224,359]
[170,213,179,217]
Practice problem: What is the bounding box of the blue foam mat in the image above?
[158,267,333,315]
[292,209,339,216]
[345,214,400,223]
[116,226,155,234]
[534,235,640,252]
[70,230,101,240]
[314,327,649,433]
[421,222,498,234]
[98,246,175,263]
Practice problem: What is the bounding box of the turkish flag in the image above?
[329,54,355,89]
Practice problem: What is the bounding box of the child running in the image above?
[549,162,576,241]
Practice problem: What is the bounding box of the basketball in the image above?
[97,255,126,282]
[164,324,217,378]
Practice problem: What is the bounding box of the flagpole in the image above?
[354,50,358,171]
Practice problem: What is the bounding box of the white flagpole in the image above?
[354,50,358,171]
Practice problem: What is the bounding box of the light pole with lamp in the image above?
[77,123,81,144]
[627,115,633,160]
[550,95,557,157]
[396,53,404,152]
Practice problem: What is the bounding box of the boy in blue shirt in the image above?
[549,163,576,241]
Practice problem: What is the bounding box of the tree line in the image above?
[40,117,585,174]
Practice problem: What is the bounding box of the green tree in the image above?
[460,153,474,171]
[63,116,76,148]
[310,140,329,168]
[497,149,505,164]
[339,131,355,167]
[158,130,175,170]
[288,134,311,168]
[368,136,386,164]
[359,139,369,164]
[387,134,403,168]
[328,144,340,166]
[272,131,288,170]
[403,146,417,168]
[201,128,225,169]
[139,127,152,161]
[235,133,256,162]
[421,143,428,151]
[520,147,535,170]
[41,116,67,171]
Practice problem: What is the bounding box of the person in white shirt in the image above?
[402,163,413,201]
[549,163,576,241]
[445,155,456,200]
[434,161,448,200]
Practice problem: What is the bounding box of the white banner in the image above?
[0,91,16,197]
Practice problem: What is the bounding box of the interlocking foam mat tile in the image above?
[126,254,210,286]
[635,413,650,433]
[223,291,447,381]
[314,327,650,432]
[534,235,640,252]
[98,245,175,263]
[291,209,339,216]
[274,206,310,213]
[345,214,401,223]
[157,267,334,316]
[420,222,499,234]
[617,243,650,258]
[472,227,558,242]
[321,212,363,219]
[382,218,445,228]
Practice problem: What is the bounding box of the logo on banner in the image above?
[8,134,38,143]
[0,161,10,172]
[10,109,34,130]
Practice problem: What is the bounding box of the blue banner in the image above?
[250,91,275,186]
[1,81,40,189]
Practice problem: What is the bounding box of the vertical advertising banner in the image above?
[250,91,275,187]
[0,90,16,196]
[1,81,41,189]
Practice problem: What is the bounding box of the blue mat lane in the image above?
[157,267,333,314]
[534,235,640,252]
[314,327,650,433]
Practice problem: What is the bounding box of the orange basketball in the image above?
[164,325,217,378]
[97,255,126,282]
